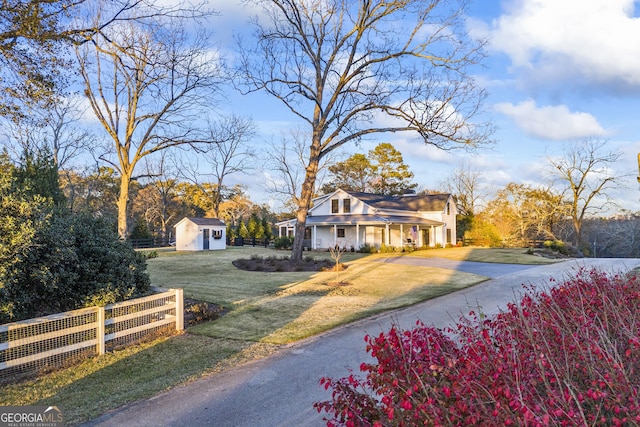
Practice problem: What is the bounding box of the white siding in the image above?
[175,219,226,251]
[176,220,200,251]
[311,190,373,215]
[209,228,226,250]
[314,226,356,249]
[439,197,457,246]
[293,191,457,250]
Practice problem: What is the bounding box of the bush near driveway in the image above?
[316,268,640,426]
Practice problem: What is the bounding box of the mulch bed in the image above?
[529,248,577,259]
[184,298,226,327]
[232,256,343,272]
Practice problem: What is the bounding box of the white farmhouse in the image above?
[174,217,226,251]
[275,189,457,250]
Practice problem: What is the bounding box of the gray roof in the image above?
[344,191,451,212]
[305,214,443,226]
[276,190,452,226]
[183,217,225,227]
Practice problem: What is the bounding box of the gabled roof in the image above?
[344,191,451,212]
[307,214,443,226]
[276,214,443,227]
[175,217,225,227]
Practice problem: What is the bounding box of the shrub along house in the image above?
[174,217,226,251]
[275,189,457,250]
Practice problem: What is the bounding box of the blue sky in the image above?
[208,0,640,214]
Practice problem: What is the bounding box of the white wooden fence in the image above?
[0,289,183,383]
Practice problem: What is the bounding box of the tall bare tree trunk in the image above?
[239,1,491,263]
[117,173,131,239]
[572,204,584,249]
[291,145,321,262]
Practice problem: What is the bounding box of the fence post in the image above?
[174,289,184,331]
[97,306,105,355]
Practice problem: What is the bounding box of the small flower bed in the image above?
[315,268,640,426]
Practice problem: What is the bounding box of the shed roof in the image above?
[175,217,226,227]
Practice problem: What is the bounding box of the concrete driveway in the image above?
[374,256,537,278]
[82,258,639,427]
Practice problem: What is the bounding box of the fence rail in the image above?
[0,289,183,384]
[129,237,171,248]
[227,237,272,247]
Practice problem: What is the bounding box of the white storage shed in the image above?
[174,217,226,251]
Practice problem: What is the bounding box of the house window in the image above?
[447,202,450,216]
[337,228,346,238]
[331,199,339,213]
[446,229,452,244]
[343,198,351,213]
[213,229,222,239]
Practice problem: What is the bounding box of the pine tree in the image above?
[369,143,417,195]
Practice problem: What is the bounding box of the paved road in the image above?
[83,258,639,427]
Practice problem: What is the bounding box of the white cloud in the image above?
[477,0,640,87]
[493,99,606,140]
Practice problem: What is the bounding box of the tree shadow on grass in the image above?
[24,333,276,425]
[17,279,335,424]
[9,248,498,425]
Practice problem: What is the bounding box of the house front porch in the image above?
[278,215,445,250]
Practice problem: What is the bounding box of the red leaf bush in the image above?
[315,268,640,426]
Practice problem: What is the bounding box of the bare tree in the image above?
[178,115,256,218]
[608,213,640,257]
[218,185,253,227]
[135,153,185,243]
[328,243,349,285]
[582,213,640,258]
[548,139,624,249]
[0,0,208,116]
[237,0,492,261]
[1,95,96,170]
[45,97,96,169]
[481,182,567,247]
[264,127,337,212]
[438,160,490,241]
[439,161,488,216]
[77,13,225,238]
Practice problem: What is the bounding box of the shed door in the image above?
[203,229,210,250]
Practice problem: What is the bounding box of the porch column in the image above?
[313,225,317,249]
[431,225,435,246]
[417,225,421,247]
[334,224,337,247]
[385,223,390,245]
[355,223,360,249]
[400,224,404,246]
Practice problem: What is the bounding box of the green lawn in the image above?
[147,247,500,343]
[1,246,556,425]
